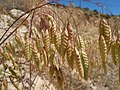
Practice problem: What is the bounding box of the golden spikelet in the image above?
[5,43,15,56]
[24,40,32,61]
[32,45,40,70]
[61,28,68,58]
[77,35,89,80]
[67,40,74,69]
[99,19,112,53]
[49,49,55,65]
[46,15,56,43]
[111,41,117,65]
[81,50,89,80]
[74,47,84,78]
[67,22,74,41]
[43,29,50,54]
[54,32,61,54]
[42,48,48,66]
[99,35,107,74]
[15,34,24,49]
[35,35,43,53]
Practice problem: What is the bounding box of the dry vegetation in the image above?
[0,0,120,90]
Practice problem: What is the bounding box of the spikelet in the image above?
[74,47,84,79]
[67,40,74,69]
[46,15,56,43]
[0,49,10,60]
[24,40,32,61]
[32,45,40,70]
[81,50,89,80]
[5,43,15,56]
[49,49,55,65]
[99,19,112,53]
[99,35,107,74]
[42,48,48,66]
[15,34,24,49]
[111,41,117,65]
[54,32,61,54]
[61,28,68,59]
[42,29,50,54]
[77,35,89,80]
[35,35,43,53]
[67,22,74,41]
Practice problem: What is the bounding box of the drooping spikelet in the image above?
[74,47,84,79]
[99,19,112,53]
[61,28,68,58]
[67,40,74,70]
[54,32,61,54]
[67,22,74,41]
[77,35,89,80]
[35,35,43,53]
[46,15,56,43]
[24,40,32,61]
[42,29,50,54]
[42,48,48,66]
[99,35,107,74]
[32,45,40,70]
[111,41,117,65]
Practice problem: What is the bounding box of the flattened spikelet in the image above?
[67,23,74,41]
[99,19,112,53]
[111,41,117,65]
[99,35,107,74]
[24,41,32,61]
[67,40,74,69]
[81,50,89,80]
[42,49,48,66]
[32,45,40,70]
[74,47,84,78]
[43,30,50,54]
[61,28,68,58]
[15,35,24,49]
[54,32,61,54]
[35,36,43,53]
